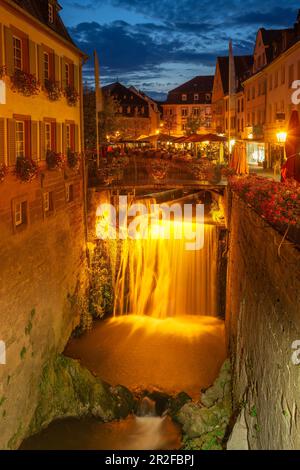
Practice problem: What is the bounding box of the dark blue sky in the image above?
[61,1,300,99]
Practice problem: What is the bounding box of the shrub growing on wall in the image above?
[10,70,40,97]
[89,242,114,319]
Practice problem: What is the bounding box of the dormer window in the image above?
[182,94,187,101]
[194,93,199,101]
[48,3,54,24]
[205,93,211,101]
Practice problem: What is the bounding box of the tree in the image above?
[83,85,96,150]
[185,116,201,135]
[83,86,121,149]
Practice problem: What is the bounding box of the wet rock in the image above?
[227,409,249,450]
[28,355,135,436]
[201,359,231,408]
[169,392,192,418]
[176,359,233,449]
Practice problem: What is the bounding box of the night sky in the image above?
[61,1,300,100]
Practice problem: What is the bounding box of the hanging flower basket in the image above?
[64,85,79,106]
[0,66,6,80]
[45,79,62,101]
[10,70,40,97]
[67,148,80,170]
[0,164,8,182]
[15,156,39,182]
[46,150,65,170]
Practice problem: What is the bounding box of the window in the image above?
[274,70,278,88]
[16,121,25,158]
[65,63,70,86]
[252,87,255,99]
[281,66,285,85]
[45,122,52,151]
[13,36,22,71]
[181,124,186,131]
[127,106,131,114]
[44,52,49,81]
[66,124,71,150]
[193,108,200,117]
[194,94,199,101]
[14,201,27,228]
[181,108,188,117]
[205,93,211,101]
[289,64,294,87]
[48,3,54,23]
[237,100,240,113]
[241,118,244,132]
[182,94,187,101]
[241,99,244,113]
[269,75,273,91]
[43,191,54,213]
[66,184,74,203]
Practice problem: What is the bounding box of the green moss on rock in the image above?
[28,355,134,437]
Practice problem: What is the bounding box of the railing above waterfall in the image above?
[87,153,230,190]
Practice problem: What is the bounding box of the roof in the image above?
[164,75,214,105]
[11,0,76,47]
[102,82,151,117]
[260,27,294,63]
[217,55,253,94]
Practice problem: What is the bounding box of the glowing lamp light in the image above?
[276,131,287,143]
[229,139,236,152]
[248,133,253,140]
[156,129,160,135]
[202,141,210,145]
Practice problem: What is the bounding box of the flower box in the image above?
[15,157,38,182]
[45,79,62,101]
[64,85,79,106]
[10,70,40,97]
[46,150,65,170]
[67,149,80,170]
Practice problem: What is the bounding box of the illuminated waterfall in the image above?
[113,223,218,318]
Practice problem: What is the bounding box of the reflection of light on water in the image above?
[66,315,226,398]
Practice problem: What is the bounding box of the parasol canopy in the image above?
[178,133,228,143]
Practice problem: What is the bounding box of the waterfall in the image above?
[113,222,218,318]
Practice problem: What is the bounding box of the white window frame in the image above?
[15,202,22,226]
[45,122,52,151]
[182,94,187,101]
[16,120,25,158]
[66,123,71,150]
[13,36,22,72]
[44,52,50,81]
[43,192,50,212]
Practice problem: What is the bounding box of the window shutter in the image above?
[74,64,79,93]
[54,54,60,83]
[31,121,38,160]
[62,123,66,154]
[7,118,16,166]
[38,45,44,85]
[51,122,56,152]
[40,121,46,160]
[4,26,14,75]
[29,40,37,76]
[56,122,62,153]
[0,118,5,165]
[74,124,79,152]
[61,57,66,89]
[0,24,3,68]
[22,38,29,73]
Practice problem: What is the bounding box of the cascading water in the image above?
[114,222,218,318]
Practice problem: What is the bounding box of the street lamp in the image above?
[276,130,287,161]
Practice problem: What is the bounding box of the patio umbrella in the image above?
[282,110,300,182]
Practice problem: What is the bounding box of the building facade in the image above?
[244,17,300,168]
[102,82,161,140]
[0,0,88,448]
[162,76,214,136]
[212,55,253,139]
